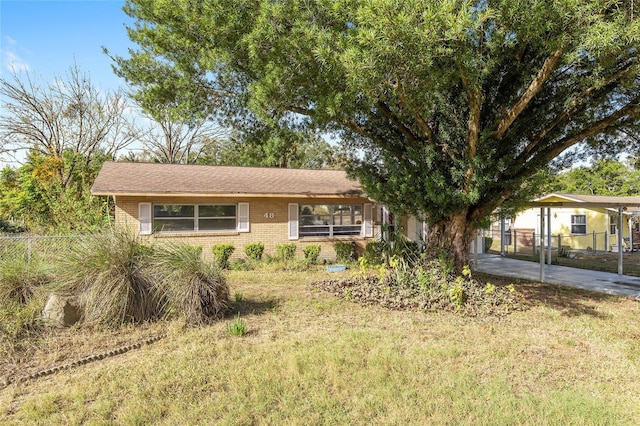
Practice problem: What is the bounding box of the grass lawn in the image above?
[1,267,639,425]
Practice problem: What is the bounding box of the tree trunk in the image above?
[426,213,477,271]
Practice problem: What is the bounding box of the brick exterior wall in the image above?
[114,195,377,261]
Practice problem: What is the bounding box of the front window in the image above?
[299,204,363,237]
[153,204,236,232]
[571,214,587,235]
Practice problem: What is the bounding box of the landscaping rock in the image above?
[42,294,81,327]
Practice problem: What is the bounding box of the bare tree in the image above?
[0,64,137,188]
[137,106,228,164]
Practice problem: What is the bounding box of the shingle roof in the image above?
[532,193,640,210]
[91,162,364,197]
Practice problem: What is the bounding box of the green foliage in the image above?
[244,242,264,261]
[334,242,353,262]
[302,244,321,264]
[226,314,247,337]
[116,0,640,269]
[151,243,230,326]
[550,159,640,196]
[483,237,493,253]
[212,243,235,269]
[275,243,297,261]
[362,241,384,265]
[0,152,113,234]
[234,293,243,303]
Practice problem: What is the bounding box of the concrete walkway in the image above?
[473,253,640,299]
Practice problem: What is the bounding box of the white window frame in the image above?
[298,204,364,237]
[571,214,587,235]
[152,204,238,233]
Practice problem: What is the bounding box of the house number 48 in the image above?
[264,212,275,219]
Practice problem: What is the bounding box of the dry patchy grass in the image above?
[1,265,639,425]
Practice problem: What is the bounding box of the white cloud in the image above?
[2,36,30,74]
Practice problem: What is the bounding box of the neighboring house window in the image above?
[610,222,617,235]
[571,214,587,234]
[153,204,237,232]
[299,204,363,237]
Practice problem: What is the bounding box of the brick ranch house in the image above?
[91,161,399,261]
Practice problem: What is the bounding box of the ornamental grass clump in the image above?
[0,257,50,305]
[53,230,161,326]
[152,243,230,326]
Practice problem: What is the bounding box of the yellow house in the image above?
[509,193,640,253]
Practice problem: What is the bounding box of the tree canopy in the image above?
[113,0,640,267]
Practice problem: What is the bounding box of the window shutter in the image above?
[139,202,152,235]
[288,203,299,240]
[364,203,373,237]
[237,203,249,232]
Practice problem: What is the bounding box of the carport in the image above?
[496,197,640,282]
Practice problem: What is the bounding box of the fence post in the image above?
[513,229,517,253]
[593,231,596,254]
[557,235,561,256]
[532,231,536,257]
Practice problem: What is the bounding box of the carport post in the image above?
[547,208,552,264]
[540,207,545,282]
[500,216,506,256]
[618,207,624,275]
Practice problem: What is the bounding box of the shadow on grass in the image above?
[226,298,280,318]
[476,271,614,319]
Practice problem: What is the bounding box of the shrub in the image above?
[151,243,229,326]
[275,243,297,261]
[303,244,321,264]
[212,243,235,269]
[53,230,161,326]
[0,257,50,305]
[244,242,264,261]
[362,241,384,264]
[484,237,493,253]
[334,241,353,262]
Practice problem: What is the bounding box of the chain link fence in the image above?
[0,234,83,264]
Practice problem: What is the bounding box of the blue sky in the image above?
[1,0,135,91]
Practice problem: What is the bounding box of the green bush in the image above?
[151,243,229,326]
[362,241,384,265]
[483,237,493,253]
[244,242,264,260]
[275,243,297,261]
[334,241,353,262]
[212,243,235,269]
[303,244,321,264]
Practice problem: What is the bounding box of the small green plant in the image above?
[275,243,297,261]
[226,313,247,336]
[212,243,235,269]
[234,292,243,303]
[244,242,264,261]
[303,244,321,264]
[334,242,353,262]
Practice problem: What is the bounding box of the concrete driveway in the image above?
[473,253,640,299]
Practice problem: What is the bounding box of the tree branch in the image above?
[375,101,419,142]
[397,93,434,140]
[496,48,564,139]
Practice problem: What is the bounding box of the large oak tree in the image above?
[113,0,640,268]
